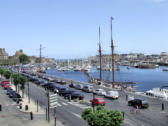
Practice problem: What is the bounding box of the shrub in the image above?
[81,106,124,126]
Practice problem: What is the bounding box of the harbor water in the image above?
[46,66,168,92]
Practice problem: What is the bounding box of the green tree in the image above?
[19,54,30,64]
[4,70,12,79]
[81,106,124,126]
[19,75,27,98]
[0,67,5,76]
[12,73,20,92]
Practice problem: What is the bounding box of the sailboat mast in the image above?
[111,17,115,87]
[99,26,102,81]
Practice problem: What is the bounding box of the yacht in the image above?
[146,88,168,100]
[162,68,168,71]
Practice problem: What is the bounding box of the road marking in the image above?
[62,102,68,106]
[57,103,62,107]
[71,112,81,119]
[67,102,89,109]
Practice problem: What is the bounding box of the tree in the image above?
[0,67,5,76]
[81,106,124,126]
[4,70,12,79]
[19,75,27,98]
[19,54,30,64]
[12,73,20,92]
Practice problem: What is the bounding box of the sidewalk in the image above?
[0,76,64,126]
[11,85,44,114]
[10,84,64,126]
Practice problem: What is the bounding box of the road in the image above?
[24,78,168,126]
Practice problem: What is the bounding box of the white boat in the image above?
[162,68,168,71]
[74,66,82,72]
[146,88,168,100]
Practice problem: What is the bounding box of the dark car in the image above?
[40,81,49,88]
[58,87,69,95]
[12,92,22,102]
[47,83,57,91]
[34,79,44,85]
[128,98,149,108]
[9,90,22,102]
[59,88,75,96]
[42,82,54,89]
[59,80,66,85]
[69,82,76,88]
[65,92,84,100]
[9,90,16,98]
[6,87,13,95]
[28,76,37,82]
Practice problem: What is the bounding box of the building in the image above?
[0,48,8,60]
[12,49,24,60]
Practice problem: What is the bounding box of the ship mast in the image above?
[98,26,102,81]
[111,17,115,88]
[40,44,42,64]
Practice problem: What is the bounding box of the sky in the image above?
[0,0,168,59]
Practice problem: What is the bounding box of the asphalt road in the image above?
[23,77,168,126]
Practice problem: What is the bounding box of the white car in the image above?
[94,89,106,96]
[105,91,119,99]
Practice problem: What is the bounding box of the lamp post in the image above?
[28,82,30,103]
[92,92,96,111]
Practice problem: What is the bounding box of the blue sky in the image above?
[0,0,168,59]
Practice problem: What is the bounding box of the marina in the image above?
[46,66,168,93]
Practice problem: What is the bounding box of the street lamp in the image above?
[28,82,30,103]
[92,92,96,111]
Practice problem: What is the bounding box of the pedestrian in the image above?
[68,95,71,102]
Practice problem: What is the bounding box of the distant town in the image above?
[1,48,168,69]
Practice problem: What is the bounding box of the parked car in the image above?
[59,80,66,85]
[34,79,44,85]
[75,84,83,90]
[93,89,106,96]
[90,98,105,106]
[46,83,56,91]
[3,83,11,89]
[53,85,63,93]
[12,92,22,102]
[9,90,22,102]
[1,80,10,87]
[69,82,76,88]
[82,85,93,93]
[59,88,74,96]
[65,91,84,100]
[105,91,119,99]
[128,98,149,108]
[6,87,13,95]
[58,87,69,95]
[28,77,37,82]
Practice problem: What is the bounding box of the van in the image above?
[105,91,119,99]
